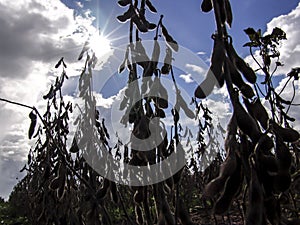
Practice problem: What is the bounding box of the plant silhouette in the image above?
[0,0,299,224]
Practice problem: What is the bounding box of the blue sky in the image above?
[61,0,300,55]
[0,0,300,199]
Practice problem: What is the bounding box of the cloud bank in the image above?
[0,0,98,199]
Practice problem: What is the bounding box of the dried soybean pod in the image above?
[254,134,278,194]
[152,39,160,63]
[96,178,111,200]
[282,218,300,225]
[162,197,175,225]
[161,24,179,52]
[194,69,217,99]
[204,115,238,197]
[161,46,172,74]
[157,212,166,225]
[156,77,168,108]
[143,39,160,77]
[211,35,225,88]
[264,195,281,225]
[245,158,264,225]
[118,0,131,7]
[272,137,292,192]
[239,134,252,182]
[232,90,261,143]
[165,176,174,192]
[271,121,300,143]
[201,0,213,12]
[275,137,292,170]
[28,110,37,139]
[176,91,195,119]
[254,133,274,154]
[110,182,119,204]
[118,45,130,74]
[224,0,233,27]
[227,40,257,84]
[117,5,134,23]
[273,171,291,193]
[135,39,150,69]
[135,205,144,225]
[145,0,157,13]
[49,177,61,190]
[177,198,195,225]
[133,187,144,204]
[244,97,269,130]
[217,0,226,24]
[227,57,255,99]
[214,156,243,215]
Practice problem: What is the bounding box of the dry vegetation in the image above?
[1,0,300,224]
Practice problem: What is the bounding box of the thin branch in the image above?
[286,80,296,114]
[0,97,34,110]
[155,15,164,40]
[278,76,292,95]
[250,46,264,74]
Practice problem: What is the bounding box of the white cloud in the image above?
[94,92,116,108]
[0,0,103,199]
[196,51,206,55]
[179,73,194,83]
[185,63,205,75]
[243,3,300,133]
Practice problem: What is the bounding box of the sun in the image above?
[89,33,112,58]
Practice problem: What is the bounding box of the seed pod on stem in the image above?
[227,57,255,99]
[203,115,238,197]
[243,97,269,130]
[270,120,300,143]
[194,69,217,99]
[213,156,243,215]
[245,157,264,225]
[201,0,213,12]
[232,89,261,143]
[210,34,225,88]
[176,197,196,225]
[227,40,257,84]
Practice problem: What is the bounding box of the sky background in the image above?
[0,0,300,199]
